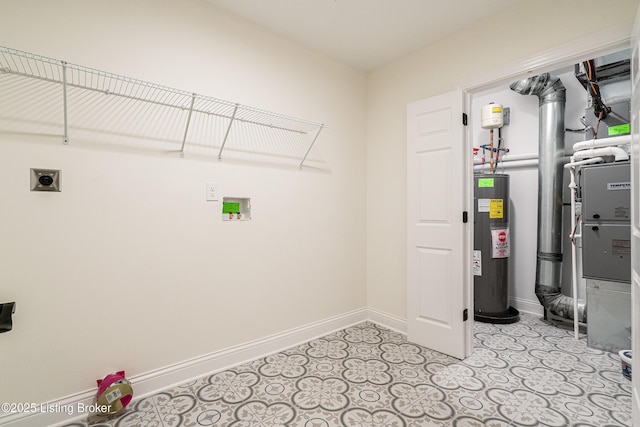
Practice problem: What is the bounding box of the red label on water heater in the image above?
[491,227,510,258]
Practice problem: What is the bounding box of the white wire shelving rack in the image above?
[0,46,324,167]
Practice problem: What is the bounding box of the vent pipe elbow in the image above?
[510,74,566,104]
[535,285,586,322]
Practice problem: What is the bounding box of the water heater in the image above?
[473,174,519,323]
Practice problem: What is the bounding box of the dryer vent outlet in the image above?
[30,169,61,192]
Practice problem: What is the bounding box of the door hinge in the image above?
[463,309,468,321]
[462,113,468,126]
[463,211,468,223]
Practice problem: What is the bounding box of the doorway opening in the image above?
[469,47,632,351]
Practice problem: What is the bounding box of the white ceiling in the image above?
[207,0,524,71]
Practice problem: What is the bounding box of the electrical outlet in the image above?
[206,182,219,201]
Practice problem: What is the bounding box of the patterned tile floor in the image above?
[64,313,632,426]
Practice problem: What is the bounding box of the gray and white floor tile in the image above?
[64,313,632,426]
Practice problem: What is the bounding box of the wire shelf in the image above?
[0,46,324,167]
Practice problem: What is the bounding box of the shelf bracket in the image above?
[62,61,69,145]
[218,103,238,160]
[179,93,196,158]
[300,125,324,168]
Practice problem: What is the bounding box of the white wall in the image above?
[366,0,639,319]
[0,0,367,405]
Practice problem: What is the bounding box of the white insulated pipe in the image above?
[474,159,539,171]
[568,168,579,340]
[564,157,606,169]
[473,152,576,166]
[473,153,538,166]
[572,134,631,152]
[498,153,538,162]
[474,155,572,170]
[564,156,603,340]
[572,146,629,162]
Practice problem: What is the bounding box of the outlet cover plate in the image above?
[206,182,219,201]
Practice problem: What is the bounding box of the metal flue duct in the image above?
[510,73,586,322]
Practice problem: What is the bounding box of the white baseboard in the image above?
[367,307,407,334]
[509,296,544,317]
[2,308,370,427]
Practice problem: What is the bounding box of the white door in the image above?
[407,90,471,360]
[630,8,640,423]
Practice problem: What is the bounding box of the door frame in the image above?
[454,24,633,355]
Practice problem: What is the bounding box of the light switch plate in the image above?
[30,168,61,192]
[206,182,219,201]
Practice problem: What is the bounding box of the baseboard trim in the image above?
[509,296,544,317]
[3,308,370,427]
[367,307,408,334]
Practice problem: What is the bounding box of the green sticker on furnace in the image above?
[478,178,494,188]
[608,123,630,136]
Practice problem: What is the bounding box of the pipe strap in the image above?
[537,252,563,262]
